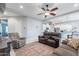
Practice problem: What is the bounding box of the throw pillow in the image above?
[67,38,79,49]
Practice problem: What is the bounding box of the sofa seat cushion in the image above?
[53,47,77,56]
[60,44,77,54]
[47,39,56,43]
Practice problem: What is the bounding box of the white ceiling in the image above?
[5,3,79,20]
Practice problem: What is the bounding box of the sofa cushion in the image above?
[60,44,77,54]
[67,39,79,49]
[53,47,77,56]
[47,39,56,43]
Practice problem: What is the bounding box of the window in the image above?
[0,19,8,37]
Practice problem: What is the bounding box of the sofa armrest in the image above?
[38,36,45,38]
[60,44,77,54]
[50,36,60,42]
[53,47,77,56]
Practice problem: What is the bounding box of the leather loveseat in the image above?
[38,32,61,48]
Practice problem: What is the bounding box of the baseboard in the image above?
[26,37,38,44]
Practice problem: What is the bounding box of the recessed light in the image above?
[20,5,23,8]
[74,3,79,7]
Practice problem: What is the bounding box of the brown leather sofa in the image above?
[38,32,61,48]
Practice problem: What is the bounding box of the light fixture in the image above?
[4,11,7,15]
[74,3,79,7]
[45,12,50,15]
[20,5,23,8]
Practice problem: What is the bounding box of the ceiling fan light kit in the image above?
[45,12,50,15]
[37,4,58,18]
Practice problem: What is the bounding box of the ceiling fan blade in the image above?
[50,7,58,11]
[37,12,44,15]
[47,8,49,11]
[50,13,56,16]
[41,8,45,11]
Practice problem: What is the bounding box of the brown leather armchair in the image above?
[9,33,26,49]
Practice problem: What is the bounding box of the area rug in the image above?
[14,42,55,56]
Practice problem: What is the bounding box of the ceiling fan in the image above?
[37,4,58,18]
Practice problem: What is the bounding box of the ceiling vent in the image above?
[0,3,6,14]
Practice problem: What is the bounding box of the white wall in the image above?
[22,17,42,43]
[8,16,26,37]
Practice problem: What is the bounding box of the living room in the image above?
[0,3,79,56]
